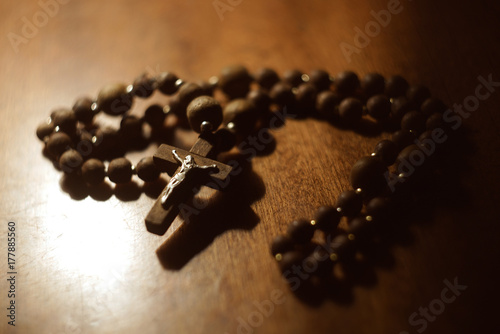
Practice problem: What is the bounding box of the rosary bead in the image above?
[93,126,120,153]
[178,82,205,111]
[294,83,317,114]
[308,69,331,92]
[314,206,341,232]
[223,99,259,136]
[421,97,447,116]
[287,219,315,244]
[407,85,431,108]
[81,158,105,185]
[271,235,295,256]
[330,234,356,261]
[282,69,304,88]
[361,72,385,97]
[334,71,360,96]
[308,248,334,277]
[132,73,156,98]
[338,97,363,124]
[197,80,216,97]
[36,121,55,141]
[144,104,166,128]
[278,251,304,273]
[385,75,409,98]
[187,96,223,133]
[366,197,393,221]
[46,132,72,157]
[72,97,95,124]
[269,82,295,107]
[401,110,426,134]
[59,149,83,173]
[392,129,417,151]
[97,83,133,115]
[136,157,160,182]
[350,156,387,196]
[426,112,445,130]
[120,115,143,139]
[108,158,133,184]
[255,68,280,90]
[366,94,391,120]
[316,91,341,118]
[335,190,363,217]
[215,128,237,152]
[391,96,412,121]
[218,65,253,99]
[52,108,77,135]
[396,144,427,178]
[247,90,272,115]
[373,139,398,166]
[347,216,374,241]
[157,72,180,95]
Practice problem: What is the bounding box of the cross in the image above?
[145,133,233,235]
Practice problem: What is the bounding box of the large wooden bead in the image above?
[407,85,431,107]
[282,69,304,87]
[144,104,166,128]
[314,206,341,232]
[316,91,341,118]
[339,97,363,124]
[392,129,417,151]
[59,149,83,173]
[330,234,356,261]
[335,190,363,217]
[51,108,77,135]
[46,132,72,157]
[373,139,398,166]
[72,97,95,124]
[120,115,143,139]
[385,75,409,98]
[157,72,180,95]
[255,68,280,90]
[178,82,205,110]
[187,96,223,133]
[136,157,160,182]
[361,72,385,97]
[218,65,253,99]
[269,82,295,107]
[247,90,272,115]
[335,71,360,96]
[401,111,426,134]
[391,96,412,121]
[366,94,391,120]
[223,98,258,136]
[132,73,156,98]
[294,83,317,115]
[36,121,54,141]
[96,83,132,115]
[350,156,388,195]
[309,69,331,92]
[287,219,315,244]
[108,158,133,184]
[347,216,374,241]
[81,158,105,185]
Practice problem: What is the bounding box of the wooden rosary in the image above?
[36,65,451,287]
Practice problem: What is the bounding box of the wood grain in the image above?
[1,0,500,333]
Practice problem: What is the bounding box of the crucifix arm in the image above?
[194,163,218,170]
[172,150,183,164]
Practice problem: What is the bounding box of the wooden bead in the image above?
[36,121,54,141]
[108,158,133,183]
[247,90,272,115]
[255,68,280,90]
[96,83,132,115]
[347,216,374,241]
[335,190,362,217]
[93,126,120,153]
[218,65,253,99]
[178,82,205,110]
[391,96,412,121]
[330,234,356,261]
[294,83,317,115]
[72,97,95,124]
[385,75,409,98]
[81,158,105,185]
[407,85,431,107]
[197,80,216,97]
[366,94,391,120]
[401,111,426,134]
[426,112,445,130]
[421,97,447,116]
[46,132,72,157]
[396,144,427,177]
[373,139,398,165]
[392,129,417,151]
[157,72,180,95]
[314,206,341,232]
[271,235,295,256]
[278,251,304,273]
[136,157,160,182]
[334,71,360,96]
[366,197,393,221]
[132,73,156,98]
[308,69,331,92]
[215,128,237,152]
[51,108,77,135]
[338,97,363,124]
[269,82,295,107]
[287,219,315,244]
[120,115,143,139]
[282,69,304,87]
[59,149,83,173]
[144,104,166,128]
[316,91,341,118]
[361,72,385,97]
[187,96,223,133]
[350,156,387,196]
[223,99,258,136]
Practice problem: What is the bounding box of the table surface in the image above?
[1,0,500,333]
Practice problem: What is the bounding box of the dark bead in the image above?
[144,104,166,128]
[81,158,105,185]
[222,98,258,136]
[136,157,160,182]
[391,96,412,120]
[283,69,304,87]
[396,144,426,176]
[165,96,184,118]
[120,115,143,139]
[247,90,272,115]
[294,83,317,114]
[132,73,156,98]
[314,206,341,232]
[46,132,72,157]
[421,97,447,116]
[334,71,360,96]
[373,139,398,165]
[269,82,295,107]
[215,128,237,152]
[385,75,409,98]
[309,69,331,92]
[197,80,216,97]
[392,129,417,151]
[108,158,133,184]
[361,72,385,97]
[36,121,54,141]
[157,72,180,95]
[316,91,341,118]
[96,83,132,115]
[255,68,280,90]
[51,108,77,135]
[407,85,431,107]
[278,251,304,273]
[218,65,253,99]
[366,197,393,221]
[330,234,356,261]
[287,219,315,244]
[335,190,363,217]
[347,216,375,241]
[350,156,387,196]
[338,97,363,124]
[366,94,391,120]
[271,235,295,256]
[59,149,83,173]
[307,248,334,277]
[93,126,120,153]
[426,112,445,130]
[178,83,205,110]
[401,111,426,134]
[187,96,223,133]
[72,97,95,124]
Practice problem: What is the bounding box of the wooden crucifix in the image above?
[145,133,232,235]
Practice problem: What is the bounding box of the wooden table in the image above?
[1,0,499,333]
